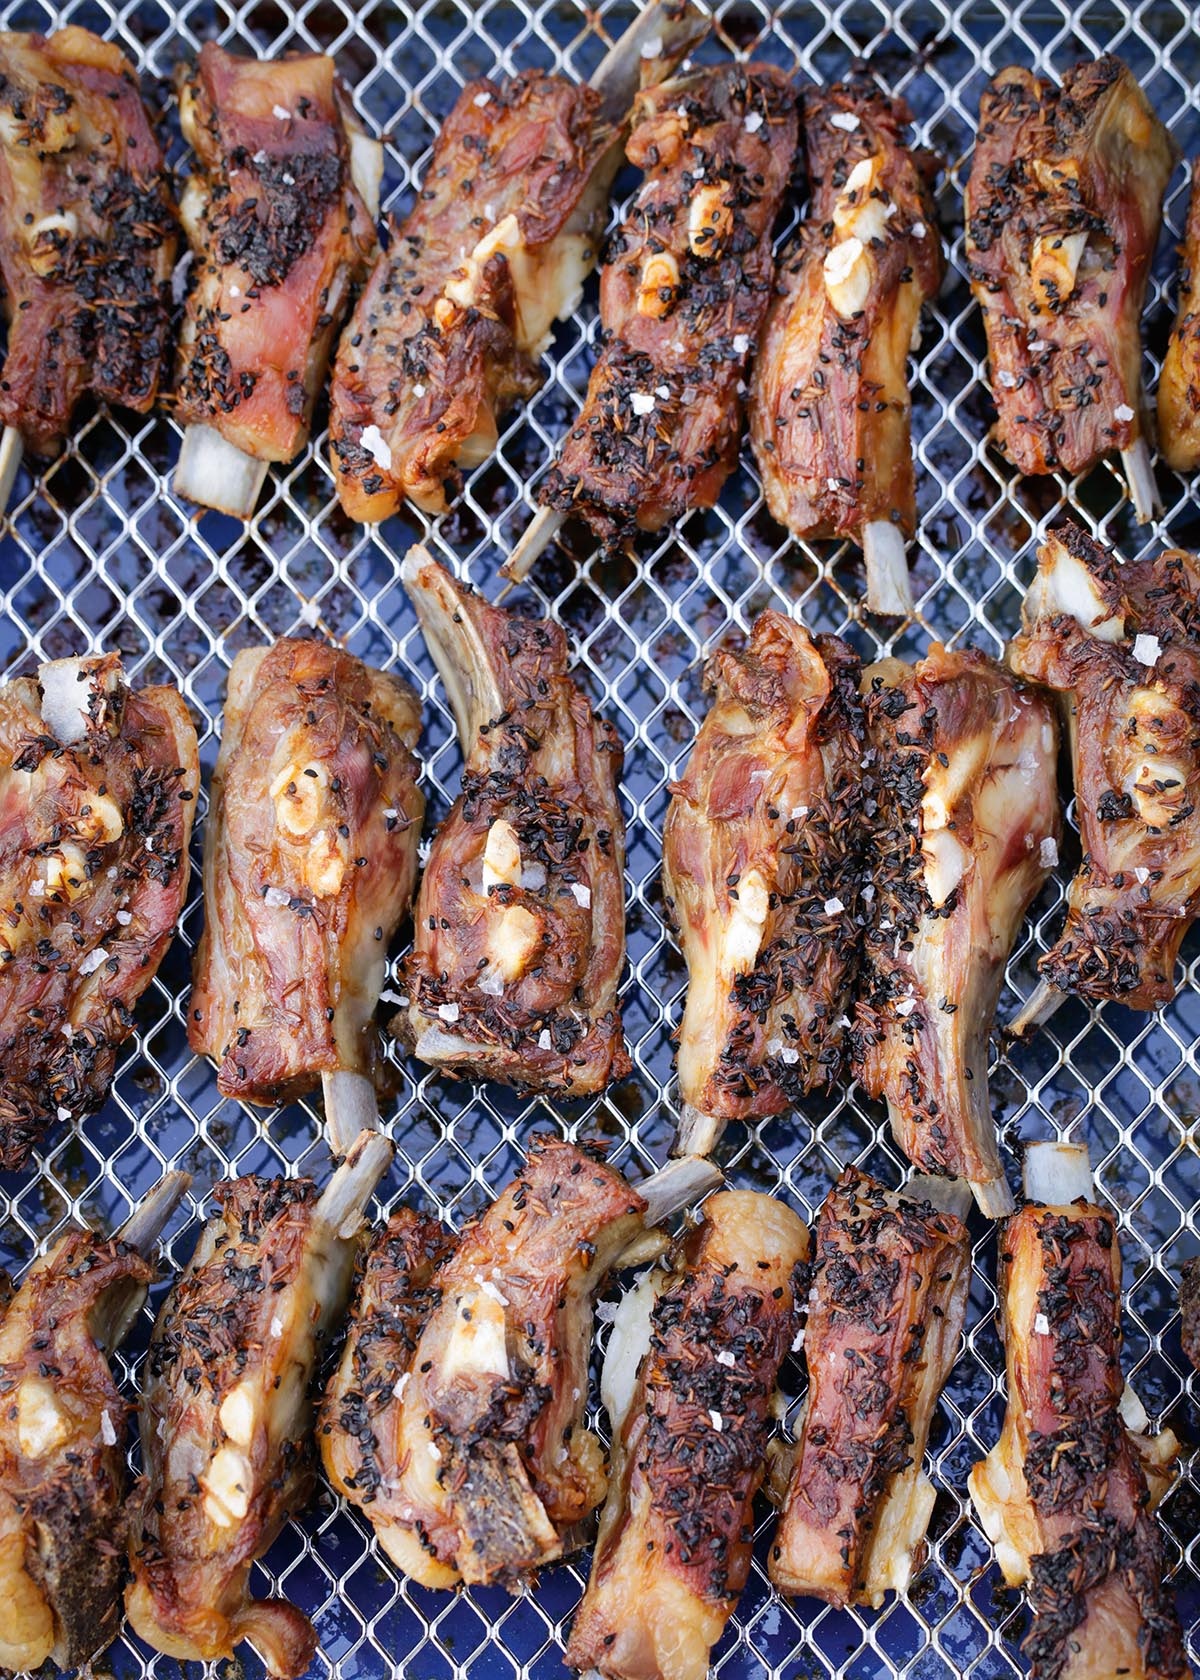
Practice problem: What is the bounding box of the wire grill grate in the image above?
[1,2,1199,1677]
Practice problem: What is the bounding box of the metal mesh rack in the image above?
[1,0,1199,1676]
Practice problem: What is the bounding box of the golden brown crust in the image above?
[1159,160,1200,472]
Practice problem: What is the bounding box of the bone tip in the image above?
[862,519,914,617]
[1007,977,1063,1038]
[671,1102,726,1159]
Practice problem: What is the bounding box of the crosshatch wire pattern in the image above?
[1,0,1200,1675]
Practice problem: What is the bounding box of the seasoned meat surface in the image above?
[566,1189,809,1680]
[663,612,866,1149]
[1010,522,1200,1010]
[321,1137,648,1589]
[398,550,629,1093]
[749,78,943,547]
[853,646,1061,1214]
[1180,1256,1200,1375]
[964,56,1173,482]
[188,637,424,1106]
[537,64,799,544]
[330,73,612,519]
[0,27,177,456]
[0,1228,154,1672]
[770,1168,969,1608]
[969,1183,1187,1680]
[127,1138,388,1679]
[173,43,378,464]
[0,654,199,1172]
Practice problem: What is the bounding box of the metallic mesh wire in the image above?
[1,0,1199,1676]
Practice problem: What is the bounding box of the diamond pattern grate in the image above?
[1,2,1199,1677]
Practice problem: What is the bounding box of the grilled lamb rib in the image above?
[964,56,1175,520]
[0,26,177,484]
[663,610,867,1155]
[1009,522,1200,1023]
[396,548,629,1093]
[188,637,424,1147]
[126,1131,391,1680]
[969,1141,1187,1680]
[1159,160,1200,474]
[329,2,707,520]
[0,653,199,1172]
[749,76,944,616]
[505,62,799,578]
[0,1171,187,1674]
[172,43,381,516]
[770,1167,970,1608]
[565,1189,808,1680]
[319,1136,718,1590]
[853,646,1061,1216]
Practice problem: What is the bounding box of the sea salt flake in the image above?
[29,878,45,897]
[912,221,927,239]
[263,886,291,908]
[269,1315,284,1338]
[438,1002,461,1024]
[1114,403,1135,422]
[57,1106,71,1122]
[823,897,844,915]
[79,946,109,975]
[361,424,393,471]
[115,909,133,925]
[100,1410,117,1446]
[792,1327,806,1352]
[393,1371,412,1400]
[1132,632,1162,667]
[473,91,492,107]
[630,391,656,416]
[478,970,505,996]
[537,1029,552,1050]
[830,111,860,131]
[1135,867,1150,884]
[413,383,426,398]
[427,1441,442,1461]
[733,333,750,354]
[595,1299,619,1324]
[640,34,663,57]
[570,882,591,908]
[272,104,292,120]
[1034,1312,1050,1335]
[996,370,1018,389]
[861,883,876,903]
[790,805,809,821]
[827,476,840,492]
[709,1409,724,1431]
[717,1350,736,1367]
[780,1046,800,1065]
[744,111,764,134]
[895,996,917,1018]
[1039,836,1059,868]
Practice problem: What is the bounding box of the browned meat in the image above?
[1180,1256,1200,1374]
[319,1136,715,1589]
[770,1167,970,1608]
[662,611,867,1154]
[126,1132,391,1679]
[969,1141,1187,1680]
[396,548,629,1093]
[964,57,1175,519]
[0,1172,187,1673]
[0,28,177,458]
[565,1190,808,1680]
[1159,160,1200,473]
[328,4,705,520]
[172,44,380,514]
[187,637,424,1123]
[1009,522,1200,1017]
[749,77,944,616]
[534,63,799,545]
[852,646,1061,1215]
[0,654,199,1173]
